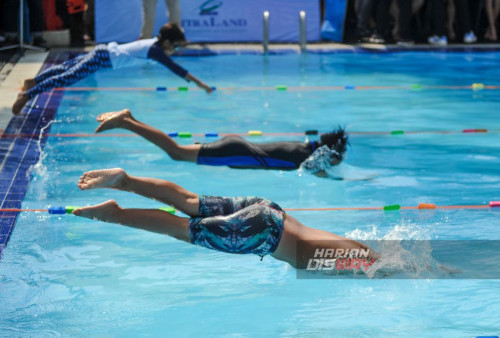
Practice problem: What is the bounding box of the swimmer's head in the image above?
[300,145,340,177]
[318,127,348,165]
[158,23,187,51]
[301,128,348,177]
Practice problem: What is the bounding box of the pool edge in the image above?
[0,52,64,261]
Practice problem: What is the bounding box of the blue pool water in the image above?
[1,51,500,336]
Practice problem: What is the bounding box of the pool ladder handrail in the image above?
[263,11,307,54]
[263,11,270,54]
[299,11,307,52]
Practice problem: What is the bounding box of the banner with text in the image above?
[96,0,320,43]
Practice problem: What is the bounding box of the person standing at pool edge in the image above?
[12,23,213,115]
[73,168,377,269]
[93,109,349,178]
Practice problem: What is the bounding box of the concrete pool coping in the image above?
[0,51,48,130]
[176,42,500,54]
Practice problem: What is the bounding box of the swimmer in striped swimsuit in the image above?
[12,23,213,115]
[73,168,377,268]
[90,109,349,178]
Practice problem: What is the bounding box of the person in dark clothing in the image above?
[396,0,414,45]
[453,0,477,43]
[59,0,86,46]
[356,0,393,43]
[93,109,349,176]
[426,0,449,45]
[84,0,95,41]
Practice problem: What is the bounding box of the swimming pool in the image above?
[1,51,499,336]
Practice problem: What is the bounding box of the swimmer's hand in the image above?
[185,73,213,94]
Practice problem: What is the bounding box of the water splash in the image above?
[346,221,449,279]
[299,161,380,181]
[25,120,55,200]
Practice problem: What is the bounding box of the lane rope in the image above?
[1,129,497,139]
[53,83,498,92]
[1,202,499,214]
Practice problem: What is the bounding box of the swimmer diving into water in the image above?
[13,23,213,115]
[73,168,377,268]
[93,109,349,178]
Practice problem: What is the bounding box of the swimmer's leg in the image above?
[29,54,84,88]
[15,48,111,115]
[26,46,111,98]
[23,55,84,91]
[95,109,200,162]
[78,168,199,217]
[73,199,191,242]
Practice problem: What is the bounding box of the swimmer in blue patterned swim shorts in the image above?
[74,168,376,268]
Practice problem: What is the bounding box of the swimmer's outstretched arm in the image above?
[274,215,379,269]
[94,109,201,162]
[78,168,200,217]
[73,199,191,242]
[185,73,213,94]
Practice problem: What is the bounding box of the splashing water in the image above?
[299,158,380,181]
[345,221,450,278]
[25,120,55,200]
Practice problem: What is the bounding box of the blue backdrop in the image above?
[95,0,320,43]
[321,0,347,42]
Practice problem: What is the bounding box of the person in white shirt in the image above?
[12,23,212,115]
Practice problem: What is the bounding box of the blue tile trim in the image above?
[0,55,65,261]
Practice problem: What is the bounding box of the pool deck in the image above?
[0,51,48,130]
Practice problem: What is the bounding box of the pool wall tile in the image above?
[0,54,66,260]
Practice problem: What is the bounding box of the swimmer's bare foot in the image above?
[73,199,121,223]
[23,78,37,91]
[78,168,128,190]
[12,92,30,115]
[95,109,134,133]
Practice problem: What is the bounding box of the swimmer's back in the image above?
[197,136,313,170]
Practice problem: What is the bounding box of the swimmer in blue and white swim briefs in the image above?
[92,110,349,179]
[74,168,377,269]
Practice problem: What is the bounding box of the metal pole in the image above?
[0,0,46,53]
[20,0,25,50]
[299,11,307,52]
[263,11,269,54]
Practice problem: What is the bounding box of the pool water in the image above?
[1,52,500,336]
